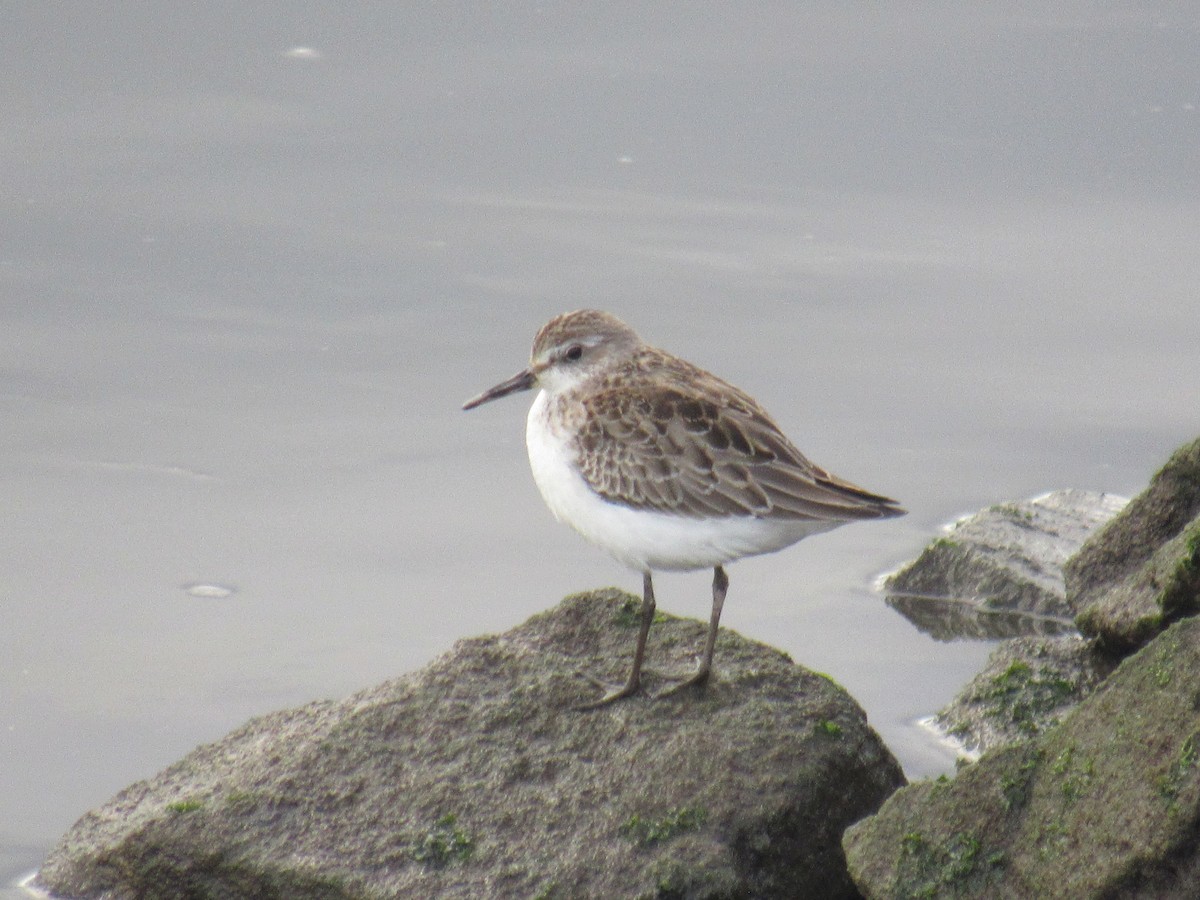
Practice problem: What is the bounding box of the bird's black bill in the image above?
[462,368,536,410]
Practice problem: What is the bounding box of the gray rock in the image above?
[1066,436,1200,653]
[932,634,1111,756]
[844,615,1200,899]
[36,589,904,900]
[883,489,1126,636]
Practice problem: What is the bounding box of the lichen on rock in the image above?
[36,590,904,900]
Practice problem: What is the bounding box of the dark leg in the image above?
[576,571,656,709]
[657,565,728,698]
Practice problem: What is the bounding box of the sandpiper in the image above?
[463,309,904,708]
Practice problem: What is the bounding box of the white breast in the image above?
[524,390,839,572]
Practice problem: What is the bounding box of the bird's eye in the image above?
[564,344,583,362]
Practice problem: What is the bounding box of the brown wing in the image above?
[573,355,903,522]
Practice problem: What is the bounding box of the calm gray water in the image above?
[4,4,1200,890]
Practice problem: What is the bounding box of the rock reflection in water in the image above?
[885,592,1077,642]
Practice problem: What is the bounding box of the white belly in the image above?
[525,391,839,572]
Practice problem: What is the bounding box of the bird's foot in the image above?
[572,670,644,710]
[652,666,711,700]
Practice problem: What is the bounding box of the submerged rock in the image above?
[888,491,1122,761]
[1067,436,1200,653]
[885,489,1123,763]
[36,589,904,900]
[884,489,1126,633]
[844,615,1200,899]
[932,634,1111,756]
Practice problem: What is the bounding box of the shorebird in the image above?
[463,310,903,707]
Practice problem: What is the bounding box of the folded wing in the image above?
[573,360,903,523]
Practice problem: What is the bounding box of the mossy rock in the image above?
[844,616,1200,898]
[1067,436,1200,653]
[37,590,904,899]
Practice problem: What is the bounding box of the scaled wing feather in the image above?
[573,354,900,522]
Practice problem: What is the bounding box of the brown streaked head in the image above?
[462,309,642,410]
